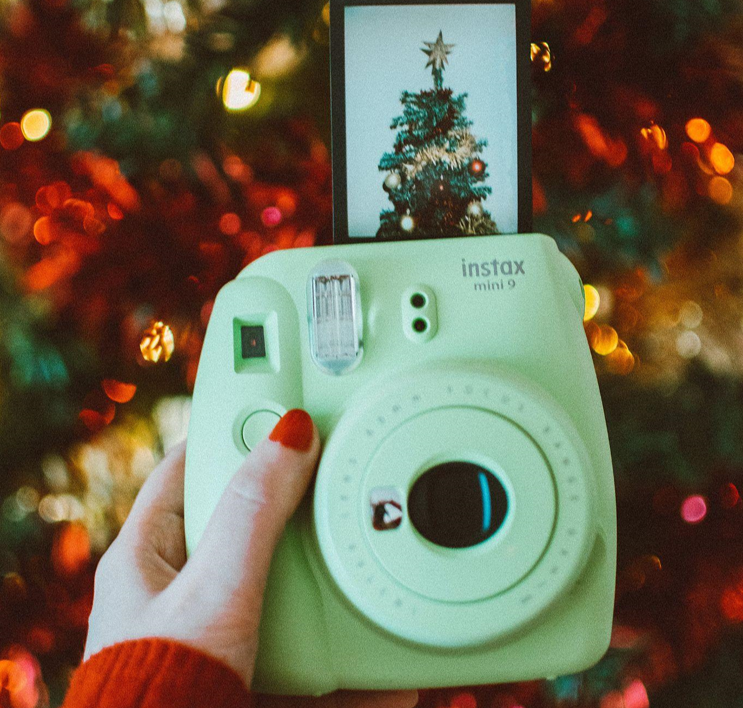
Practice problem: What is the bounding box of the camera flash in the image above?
[308,259,363,374]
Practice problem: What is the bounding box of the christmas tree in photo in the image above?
[377,31,498,239]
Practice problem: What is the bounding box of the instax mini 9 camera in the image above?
[184,233,616,695]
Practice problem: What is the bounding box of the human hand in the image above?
[85,409,418,708]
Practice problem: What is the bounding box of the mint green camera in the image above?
[184,233,616,695]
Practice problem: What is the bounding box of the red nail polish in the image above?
[269,409,314,452]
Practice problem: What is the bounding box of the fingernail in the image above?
[269,409,314,452]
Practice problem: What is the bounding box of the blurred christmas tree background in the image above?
[0,0,742,704]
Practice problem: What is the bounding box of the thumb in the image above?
[181,409,320,616]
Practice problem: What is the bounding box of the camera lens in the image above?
[413,318,428,333]
[408,462,508,548]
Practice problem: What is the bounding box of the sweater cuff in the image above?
[62,639,251,708]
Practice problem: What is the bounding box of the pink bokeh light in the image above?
[681,494,707,524]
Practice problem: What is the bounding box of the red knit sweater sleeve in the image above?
[61,639,252,708]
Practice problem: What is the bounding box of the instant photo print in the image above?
[331,0,532,242]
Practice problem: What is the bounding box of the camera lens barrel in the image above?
[313,366,595,648]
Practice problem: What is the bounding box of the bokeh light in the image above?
[605,341,635,375]
[450,693,477,708]
[140,321,175,363]
[219,68,262,111]
[709,143,734,174]
[102,379,137,403]
[721,580,743,622]
[679,300,703,329]
[709,176,733,204]
[530,41,552,71]
[588,324,619,355]
[261,206,282,227]
[0,122,24,150]
[219,212,242,235]
[583,284,600,321]
[20,108,52,141]
[681,495,707,524]
[52,523,91,575]
[623,680,650,708]
[400,214,415,231]
[676,330,702,358]
[641,122,667,150]
[720,483,740,509]
[685,118,711,143]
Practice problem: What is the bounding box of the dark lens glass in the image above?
[408,462,508,548]
[413,318,428,333]
[410,293,426,309]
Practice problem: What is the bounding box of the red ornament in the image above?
[469,159,485,175]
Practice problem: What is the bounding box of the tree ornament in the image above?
[140,321,175,363]
[469,159,485,176]
[400,214,415,232]
[433,177,451,198]
[421,31,455,88]
[467,201,484,217]
[384,172,401,189]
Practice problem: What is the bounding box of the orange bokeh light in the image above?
[641,123,667,150]
[219,212,242,235]
[52,523,91,575]
[709,176,733,205]
[606,341,635,374]
[33,217,55,245]
[710,142,735,175]
[685,118,711,143]
[102,379,137,403]
[36,183,72,214]
[588,324,619,356]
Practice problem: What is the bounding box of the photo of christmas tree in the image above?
[378,30,499,238]
[342,3,520,239]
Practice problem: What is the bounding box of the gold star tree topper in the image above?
[421,31,455,77]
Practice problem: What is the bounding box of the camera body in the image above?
[184,233,616,695]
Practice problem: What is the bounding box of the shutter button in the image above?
[242,410,282,451]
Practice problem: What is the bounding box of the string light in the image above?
[20,108,52,141]
[400,214,415,231]
[219,69,262,111]
[384,172,401,189]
